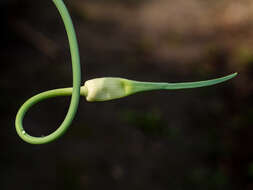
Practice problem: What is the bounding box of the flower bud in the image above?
[82,78,133,102]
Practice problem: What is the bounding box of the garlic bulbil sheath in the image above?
[81,73,237,102]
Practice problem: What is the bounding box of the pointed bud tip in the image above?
[230,72,238,79]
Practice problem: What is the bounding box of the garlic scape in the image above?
[15,0,238,145]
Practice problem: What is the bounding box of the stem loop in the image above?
[15,0,81,144]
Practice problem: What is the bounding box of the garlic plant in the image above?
[15,0,237,144]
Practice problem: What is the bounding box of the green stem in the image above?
[15,0,81,144]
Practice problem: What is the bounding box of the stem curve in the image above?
[15,0,81,144]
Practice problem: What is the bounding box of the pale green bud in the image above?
[82,78,133,102]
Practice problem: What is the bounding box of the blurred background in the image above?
[1,0,252,189]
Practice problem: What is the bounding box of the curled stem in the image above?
[15,0,81,144]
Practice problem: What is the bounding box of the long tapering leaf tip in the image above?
[155,72,238,90]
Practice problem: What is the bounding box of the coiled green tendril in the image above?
[15,0,237,145]
[15,0,81,144]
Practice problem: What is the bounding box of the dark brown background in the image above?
[1,0,252,189]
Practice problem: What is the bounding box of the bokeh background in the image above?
[1,0,252,189]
